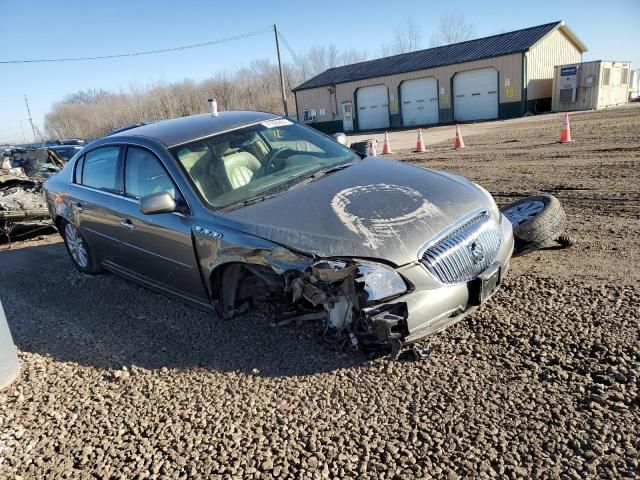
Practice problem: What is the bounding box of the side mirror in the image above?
[139,191,176,215]
[332,132,348,145]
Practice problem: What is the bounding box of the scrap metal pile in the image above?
[0,148,63,241]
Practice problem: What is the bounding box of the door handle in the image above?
[72,202,85,212]
[120,219,135,231]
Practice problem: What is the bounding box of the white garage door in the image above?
[356,85,390,130]
[453,68,498,121]
[400,77,439,126]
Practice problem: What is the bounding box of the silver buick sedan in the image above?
[44,111,513,358]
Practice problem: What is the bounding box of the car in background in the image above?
[46,145,84,163]
[43,111,514,358]
[59,138,86,146]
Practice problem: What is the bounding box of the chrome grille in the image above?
[420,213,502,284]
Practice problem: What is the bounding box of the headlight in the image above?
[355,260,407,301]
[473,182,500,219]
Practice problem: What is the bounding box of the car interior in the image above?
[174,128,325,206]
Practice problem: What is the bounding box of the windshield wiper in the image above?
[219,192,280,212]
[288,161,356,189]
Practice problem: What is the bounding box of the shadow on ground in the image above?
[0,243,365,377]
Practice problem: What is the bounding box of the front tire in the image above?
[61,220,101,274]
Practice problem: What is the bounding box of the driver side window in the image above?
[124,147,176,200]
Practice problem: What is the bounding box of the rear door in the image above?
[113,146,208,302]
[69,145,124,264]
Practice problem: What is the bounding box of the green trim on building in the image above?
[499,101,524,119]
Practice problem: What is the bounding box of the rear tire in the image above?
[61,220,102,274]
[501,194,566,256]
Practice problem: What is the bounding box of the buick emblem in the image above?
[470,241,485,263]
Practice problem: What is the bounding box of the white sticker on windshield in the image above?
[260,118,293,128]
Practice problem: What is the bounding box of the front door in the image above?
[341,102,354,132]
[114,146,209,303]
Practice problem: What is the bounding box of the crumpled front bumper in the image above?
[0,300,19,389]
[366,213,514,345]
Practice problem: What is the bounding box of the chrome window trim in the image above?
[72,141,192,216]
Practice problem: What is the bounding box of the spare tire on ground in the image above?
[500,194,567,256]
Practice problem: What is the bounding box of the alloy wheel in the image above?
[64,223,89,268]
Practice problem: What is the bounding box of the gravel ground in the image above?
[1,106,639,479]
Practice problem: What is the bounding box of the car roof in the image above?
[108,111,281,147]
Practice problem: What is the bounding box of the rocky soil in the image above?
[1,106,639,479]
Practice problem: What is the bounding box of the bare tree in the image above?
[303,44,340,77]
[380,18,423,56]
[340,48,368,65]
[42,43,377,139]
[430,13,475,47]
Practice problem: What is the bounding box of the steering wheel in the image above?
[263,147,294,173]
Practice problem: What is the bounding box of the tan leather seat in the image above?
[223,151,261,189]
[176,148,221,201]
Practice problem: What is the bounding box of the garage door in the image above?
[356,85,390,130]
[400,77,439,126]
[453,68,498,121]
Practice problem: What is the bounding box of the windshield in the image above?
[170,119,357,209]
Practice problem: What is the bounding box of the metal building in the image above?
[552,61,631,112]
[292,21,587,133]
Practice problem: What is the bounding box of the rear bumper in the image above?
[0,300,19,389]
[365,213,514,345]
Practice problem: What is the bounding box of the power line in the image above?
[277,31,302,66]
[0,27,273,64]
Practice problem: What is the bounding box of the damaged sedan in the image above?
[43,111,513,358]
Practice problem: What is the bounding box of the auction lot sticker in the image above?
[261,118,293,128]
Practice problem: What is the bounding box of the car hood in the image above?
[217,157,492,266]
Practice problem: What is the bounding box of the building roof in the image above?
[293,21,587,92]
[109,111,279,147]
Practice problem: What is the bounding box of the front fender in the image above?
[192,221,314,297]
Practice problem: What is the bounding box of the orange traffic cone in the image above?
[415,129,426,152]
[454,124,465,150]
[382,131,392,154]
[559,113,573,143]
[367,139,377,156]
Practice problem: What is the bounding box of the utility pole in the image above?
[23,94,38,143]
[273,24,289,117]
[19,120,27,143]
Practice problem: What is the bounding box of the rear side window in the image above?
[74,155,85,183]
[124,147,176,200]
[81,147,120,193]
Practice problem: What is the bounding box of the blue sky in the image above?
[1,0,638,143]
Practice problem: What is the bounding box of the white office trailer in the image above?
[629,69,640,101]
[552,61,631,112]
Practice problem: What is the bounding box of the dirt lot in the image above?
[1,106,639,479]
